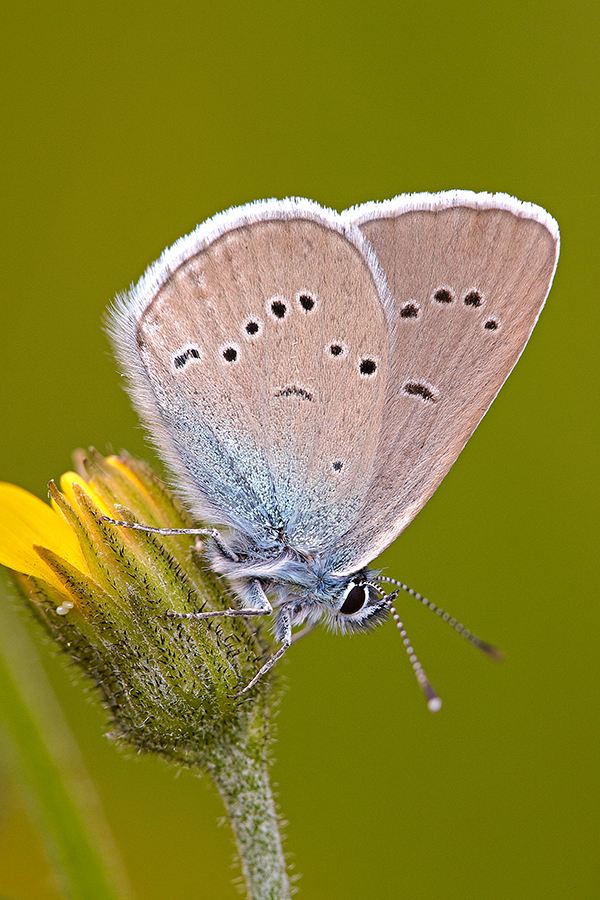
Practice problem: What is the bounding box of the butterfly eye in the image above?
[340,583,367,615]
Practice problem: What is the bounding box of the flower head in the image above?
[0,449,271,764]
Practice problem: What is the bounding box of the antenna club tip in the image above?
[427,697,442,713]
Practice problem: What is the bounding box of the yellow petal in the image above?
[105,456,154,500]
[0,483,89,584]
[59,472,114,516]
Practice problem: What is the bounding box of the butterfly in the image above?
[106,192,559,708]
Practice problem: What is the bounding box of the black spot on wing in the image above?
[174,346,201,369]
[275,386,314,401]
[403,381,437,403]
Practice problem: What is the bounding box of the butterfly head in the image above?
[317,572,389,634]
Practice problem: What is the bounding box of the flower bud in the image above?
[0,449,272,765]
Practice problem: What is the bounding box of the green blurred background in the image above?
[1,1,598,898]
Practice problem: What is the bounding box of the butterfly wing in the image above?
[109,199,390,552]
[331,192,560,574]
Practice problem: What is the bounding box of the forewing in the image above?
[109,201,389,552]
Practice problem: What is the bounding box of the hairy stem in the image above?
[208,735,290,900]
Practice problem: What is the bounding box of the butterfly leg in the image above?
[230,609,292,697]
[166,581,290,695]
[166,578,272,621]
[101,516,239,561]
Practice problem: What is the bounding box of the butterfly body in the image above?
[206,529,386,639]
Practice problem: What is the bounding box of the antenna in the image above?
[379,589,442,712]
[378,576,503,660]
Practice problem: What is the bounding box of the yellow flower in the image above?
[0,450,269,762]
[0,453,183,613]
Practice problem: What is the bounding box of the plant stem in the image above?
[0,590,134,900]
[208,734,291,900]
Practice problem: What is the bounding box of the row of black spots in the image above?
[173,340,379,374]
[173,343,240,369]
[173,346,201,369]
[239,292,317,339]
[432,288,499,331]
[433,287,483,306]
[196,290,322,370]
[325,342,377,377]
[267,290,318,322]
[400,295,490,320]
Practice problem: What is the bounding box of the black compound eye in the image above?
[340,584,367,615]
